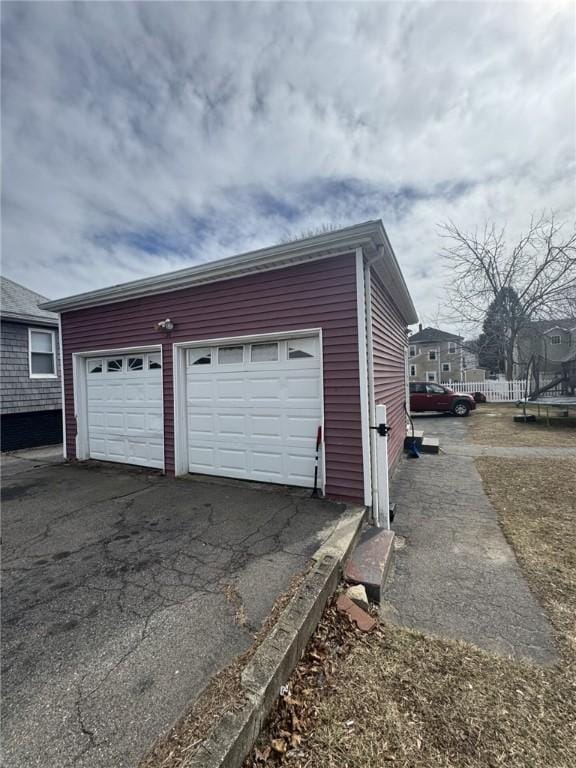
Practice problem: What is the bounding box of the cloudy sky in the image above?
[2,1,575,331]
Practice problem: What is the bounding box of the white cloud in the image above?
[2,1,575,331]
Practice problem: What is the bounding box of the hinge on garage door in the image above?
[370,423,391,437]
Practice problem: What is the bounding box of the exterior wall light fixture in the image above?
[155,318,175,333]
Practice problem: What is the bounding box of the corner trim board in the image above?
[364,264,379,523]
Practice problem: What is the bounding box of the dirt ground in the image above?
[245,457,576,768]
[470,403,576,447]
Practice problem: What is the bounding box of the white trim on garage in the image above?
[173,328,325,493]
[72,345,164,468]
[363,259,378,522]
[355,249,372,508]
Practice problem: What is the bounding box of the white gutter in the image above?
[1,311,59,326]
[58,315,66,459]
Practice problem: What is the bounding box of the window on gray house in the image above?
[29,329,56,377]
[428,350,437,361]
[550,335,562,345]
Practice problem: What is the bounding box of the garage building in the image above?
[43,220,417,510]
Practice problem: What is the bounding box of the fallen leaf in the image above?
[285,696,303,707]
[290,733,302,748]
[254,746,271,762]
[271,738,287,754]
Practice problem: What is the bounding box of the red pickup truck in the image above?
[409,382,476,417]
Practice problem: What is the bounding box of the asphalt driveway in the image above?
[2,450,344,767]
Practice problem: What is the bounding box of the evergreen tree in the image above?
[477,288,525,376]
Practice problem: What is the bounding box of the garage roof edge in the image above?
[41,220,417,324]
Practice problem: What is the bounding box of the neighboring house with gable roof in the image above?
[514,318,576,388]
[1,277,62,451]
[408,324,483,383]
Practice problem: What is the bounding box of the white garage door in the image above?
[86,352,164,469]
[186,336,322,487]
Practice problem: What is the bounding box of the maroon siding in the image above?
[370,269,409,469]
[61,254,364,502]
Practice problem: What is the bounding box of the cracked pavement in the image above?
[381,416,558,664]
[1,450,343,767]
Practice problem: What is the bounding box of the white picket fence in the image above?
[448,380,546,402]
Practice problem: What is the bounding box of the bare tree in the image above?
[280,223,339,244]
[441,212,576,379]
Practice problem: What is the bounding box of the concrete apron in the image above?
[184,505,366,768]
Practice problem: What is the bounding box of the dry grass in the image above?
[246,459,576,768]
[140,566,311,768]
[476,457,576,663]
[470,403,576,447]
[301,625,574,768]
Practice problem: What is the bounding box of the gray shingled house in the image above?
[514,319,576,380]
[1,277,62,451]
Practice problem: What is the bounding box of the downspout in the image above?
[58,314,67,459]
[364,246,383,526]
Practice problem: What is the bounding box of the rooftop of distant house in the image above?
[520,318,576,334]
[409,325,462,344]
